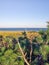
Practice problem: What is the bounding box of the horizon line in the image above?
[0,27,47,28]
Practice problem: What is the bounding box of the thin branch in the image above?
[17,41,30,65]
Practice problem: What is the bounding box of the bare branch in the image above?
[17,41,30,65]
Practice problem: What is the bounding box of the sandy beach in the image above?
[0,31,39,39]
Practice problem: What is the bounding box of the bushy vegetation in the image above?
[0,36,24,65]
[0,23,49,65]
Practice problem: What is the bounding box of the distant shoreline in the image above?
[0,28,47,31]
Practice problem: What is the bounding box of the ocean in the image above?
[0,28,47,31]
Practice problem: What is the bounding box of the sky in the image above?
[0,0,49,28]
